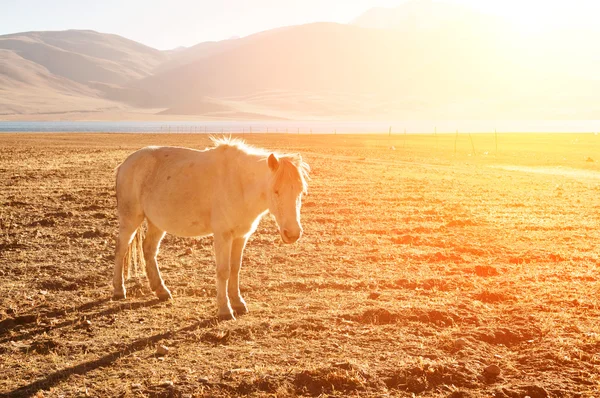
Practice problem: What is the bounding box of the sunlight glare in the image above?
[450,0,599,34]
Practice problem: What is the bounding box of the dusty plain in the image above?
[0,133,599,397]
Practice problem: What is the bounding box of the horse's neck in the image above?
[237,154,270,215]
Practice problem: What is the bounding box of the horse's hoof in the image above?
[232,305,248,316]
[155,286,172,301]
[113,291,126,300]
[217,311,236,321]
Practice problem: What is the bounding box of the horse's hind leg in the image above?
[144,220,171,301]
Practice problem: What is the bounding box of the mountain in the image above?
[2,1,600,120]
[153,37,243,74]
[131,1,600,120]
[131,21,525,119]
[0,30,167,85]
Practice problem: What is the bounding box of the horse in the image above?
[112,137,309,320]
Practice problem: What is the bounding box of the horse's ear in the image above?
[268,154,279,172]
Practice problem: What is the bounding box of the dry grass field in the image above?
[0,132,599,397]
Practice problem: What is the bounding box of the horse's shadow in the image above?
[1,284,221,397]
[3,317,218,397]
[0,295,164,345]
[1,297,107,335]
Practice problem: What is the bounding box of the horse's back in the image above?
[117,146,207,189]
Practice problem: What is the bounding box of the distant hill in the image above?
[0,30,167,85]
[0,30,168,115]
[0,48,125,115]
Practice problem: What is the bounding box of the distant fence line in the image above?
[158,125,324,134]
[155,125,519,136]
[154,125,600,160]
[157,125,486,156]
[2,123,598,156]
[155,125,599,135]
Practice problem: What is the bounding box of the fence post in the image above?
[454,130,458,155]
[495,128,498,155]
[469,133,476,156]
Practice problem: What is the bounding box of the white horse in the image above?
[113,137,309,320]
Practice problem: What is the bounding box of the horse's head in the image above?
[267,153,309,244]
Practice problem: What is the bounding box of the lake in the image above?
[1,120,600,133]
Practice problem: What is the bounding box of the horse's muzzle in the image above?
[282,228,302,244]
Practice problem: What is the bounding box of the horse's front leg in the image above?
[213,233,234,320]
[228,237,249,316]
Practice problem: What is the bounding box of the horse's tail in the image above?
[123,223,145,279]
[114,163,122,206]
[115,162,146,279]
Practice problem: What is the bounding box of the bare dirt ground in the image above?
[0,133,599,398]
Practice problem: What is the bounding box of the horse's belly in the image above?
[159,215,212,237]
[143,191,213,237]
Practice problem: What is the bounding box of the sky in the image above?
[0,0,399,49]
[1,0,598,50]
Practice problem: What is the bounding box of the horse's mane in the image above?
[210,136,310,193]
[210,136,269,157]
